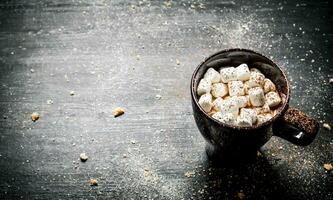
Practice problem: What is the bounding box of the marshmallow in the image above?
[198,93,213,112]
[197,79,211,96]
[220,67,237,83]
[237,116,253,126]
[211,83,228,98]
[212,112,236,125]
[263,78,276,93]
[212,97,223,111]
[228,81,245,96]
[265,91,281,108]
[248,71,265,88]
[217,99,239,117]
[240,108,257,124]
[235,63,251,81]
[257,113,273,124]
[212,111,223,121]
[230,96,248,108]
[250,68,262,74]
[244,81,250,95]
[255,103,270,114]
[248,87,265,107]
[204,68,221,83]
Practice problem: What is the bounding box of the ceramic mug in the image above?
[191,49,319,162]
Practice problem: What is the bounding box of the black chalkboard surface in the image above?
[0,0,332,199]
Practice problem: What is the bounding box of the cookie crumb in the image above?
[70,91,75,96]
[257,151,263,157]
[89,178,98,186]
[176,59,180,65]
[323,163,333,171]
[323,123,331,130]
[30,69,35,73]
[31,112,40,122]
[112,107,125,117]
[131,140,136,144]
[80,153,88,162]
[155,94,162,100]
[237,191,245,199]
[123,154,127,158]
[46,99,53,104]
[329,78,333,84]
[184,171,195,178]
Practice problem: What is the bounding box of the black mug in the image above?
[191,49,319,163]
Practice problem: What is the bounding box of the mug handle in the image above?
[272,107,319,146]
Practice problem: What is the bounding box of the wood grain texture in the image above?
[0,0,332,199]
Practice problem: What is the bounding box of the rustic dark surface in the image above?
[0,0,332,199]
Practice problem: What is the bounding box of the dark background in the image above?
[0,0,332,199]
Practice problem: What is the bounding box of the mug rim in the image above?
[191,48,291,131]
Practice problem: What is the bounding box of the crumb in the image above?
[199,3,205,9]
[31,112,40,122]
[324,163,333,171]
[184,171,195,178]
[70,91,75,96]
[112,107,125,117]
[329,78,333,84]
[123,154,127,158]
[176,59,180,65]
[257,151,262,157]
[30,69,35,73]
[164,1,172,7]
[131,140,136,144]
[143,169,150,177]
[80,153,88,162]
[46,99,53,104]
[237,191,245,199]
[89,178,98,186]
[323,123,331,130]
[136,55,140,60]
[155,94,162,100]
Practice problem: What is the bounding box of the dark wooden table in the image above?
[0,0,332,199]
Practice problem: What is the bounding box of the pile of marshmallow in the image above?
[197,63,282,126]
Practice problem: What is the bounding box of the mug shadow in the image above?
[188,150,288,200]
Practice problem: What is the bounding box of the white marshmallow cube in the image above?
[237,116,253,126]
[248,87,265,107]
[248,71,265,88]
[255,103,270,114]
[211,83,228,98]
[265,91,281,108]
[197,79,211,96]
[217,99,239,117]
[220,67,237,83]
[198,93,213,112]
[250,68,262,74]
[212,97,223,111]
[228,81,245,96]
[212,111,223,121]
[263,78,276,93]
[257,113,273,124]
[240,108,257,124]
[230,96,248,108]
[212,112,237,125]
[244,81,250,95]
[204,68,221,83]
[235,63,251,81]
